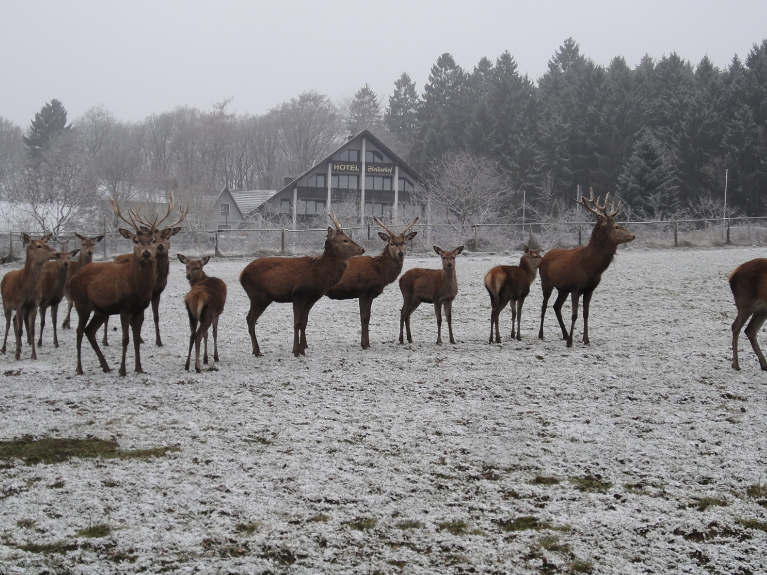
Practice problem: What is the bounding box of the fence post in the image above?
[473,225,478,251]
[674,220,678,247]
[8,231,13,261]
[281,229,285,255]
[578,226,582,246]
[367,223,370,240]
[215,230,221,257]
[726,219,731,245]
[103,216,107,260]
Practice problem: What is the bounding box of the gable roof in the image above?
[216,188,278,216]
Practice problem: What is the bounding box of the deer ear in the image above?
[70,249,80,257]
[95,235,104,242]
[41,234,53,242]
[405,231,418,241]
[22,233,31,245]
[118,228,134,240]
[378,231,389,242]
[201,255,210,266]
[454,246,464,255]
[433,245,442,255]
[327,226,335,237]
[74,232,84,241]
[177,254,188,264]
[170,226,181,237]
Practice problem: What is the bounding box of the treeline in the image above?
[1,37,766,234]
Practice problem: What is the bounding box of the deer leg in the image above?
[202,329,209,364]
[553,290,570,341]
[62,297,73,329]
[567,292,581,348]
[1,307,12,354]
[297,300,317,355]
[83,312,110,373]
[582,291,593,345]
[510,298,518,340]
[445,300,455,344]
[212,315,220,362]
[152,294,162,347]
[434,301,443,344]
[117,312,131,377]
[13,308,23,360]
[246,301,268,356]
[405,301,419,343]
[539,286,553,339]
[27,307,39,360]
[102,316,110,346]
[744,311,767,371]
[75,309,93,375]
[731,308,753,370]
[196,318,213,373]
[51,303,59,348]
[38,305,47,347]
[292,300,303,357]
[359,295,372,349]
[129,312,145,375]
[515,298,525,340]
[185,306,196,371]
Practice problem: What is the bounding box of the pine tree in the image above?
[345,84,382,135]
[23,99,71,161]
[384,73,420,149]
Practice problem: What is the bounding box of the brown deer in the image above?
[61,233,104,329]
[102,201,186,347]
[37,247,80,347]
[1,234,58,360]
[70,198,175,376]
[484,245,543,343]
[538,190,635,347]
[728,258,767,371]
[239,213,364,357]
[326,216,418,348]
[399,245,464,345]
[178,254,227,372]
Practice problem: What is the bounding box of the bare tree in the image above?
[277,91,342,174]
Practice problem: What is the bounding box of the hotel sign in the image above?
[332,163,360,172]
[332,163,396,175]
[366,164,395,175]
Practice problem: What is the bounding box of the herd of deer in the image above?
[2,191,767,375]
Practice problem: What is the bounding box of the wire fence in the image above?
[2,217,767,262]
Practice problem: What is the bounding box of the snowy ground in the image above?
[1,245,767,574]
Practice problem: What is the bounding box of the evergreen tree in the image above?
[23,99,71,161]
[345,84,383,135]
[465,57,498,157]
[617,129,678,218]
[384,73,420,149]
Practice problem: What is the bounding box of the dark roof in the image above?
[273,129,421,196]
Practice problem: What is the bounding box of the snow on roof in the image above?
[226,189,277,215]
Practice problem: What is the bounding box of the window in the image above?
[217,223,232,230]
[398,178,414,192]
[220,203,230,215]
[338,149,359,162]
[365,150,385,163]
[298,199,325,215]
[364,202,390,218]
[306,174,326,188]
[280,199,292,214]
[365,176,392,191]
[331,174,358,189]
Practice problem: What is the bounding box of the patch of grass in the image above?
[77,524,111,538]
[437,519,469,535]
[388,559,407,570]
[308,513,330,523]
[534,475,560,486]
[396,519,424,530]
[16,518,36,529]
[623,482,646,493]
[201,537,250,558]
[234,522,261,535]
[16,541,79,555]
[539,535,571,553]
[747,483,767,498]
[571,475,612,493]
[738,518,767,532]
[344,517,377,531]
[692,497,728,511]
[0,436,179,465]
[495,516,551,532]
[569,559,594,573]
[258,545,295,565]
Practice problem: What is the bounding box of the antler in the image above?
[373,216,419,237]
[132,194,188,230]
[575,188,621,219]
[110,197,140,231]
[402,216,419,234]
[328,212,342,231]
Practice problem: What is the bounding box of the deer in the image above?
[728,258,767,371]
[325,216,418,348]
[69,198,179,376]
[1,234,58,360]
[178,254,227,372]
[61,233,105,329]
[399,245,464,345]
[538,189,635,347]
[101,200,186,347]
[239,213,364,357]
[37,247,80,348]
[484,245,543,343]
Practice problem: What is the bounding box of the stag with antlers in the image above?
[326,216,418,348]
[538,190,635,347]
[239,213,364,357]
[102,197,187,347]
[70,198,180,376]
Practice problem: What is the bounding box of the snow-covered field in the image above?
[1,245,767,574]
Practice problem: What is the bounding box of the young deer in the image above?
[61,233,104,329]
[38,247,80,347]
[1,234,58,360]
[70,199,172,376]
[484,245,543,343]
[729,258,767,370]
[325,216,418,348]
[399,245,464,345]
[239,213,364,357]
[538,190,635,347]
[178,254,227,373]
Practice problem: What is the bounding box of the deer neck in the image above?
[22,253,48,290]
[188,272,208,288]
[377,248,405,281]
[520,258,538,283]
[442,266,458,292]
[317,241,350,288]
[585,227,619,272]
[130,256,158,294]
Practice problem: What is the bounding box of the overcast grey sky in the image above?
[2,0,765,127]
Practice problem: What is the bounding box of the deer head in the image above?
[23,233,58,264]
[575,189,635,245]
[374,216,418,262]
[132,194,188,257]
[433,245,464,271]
[327,213,365,258]
[177,254,210,286]
[74,232,104,264]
